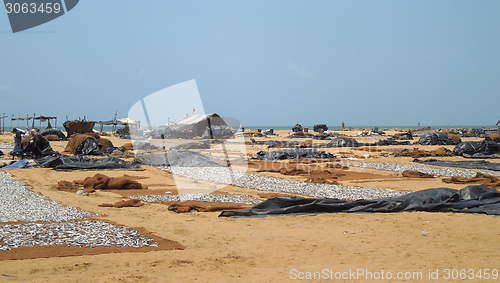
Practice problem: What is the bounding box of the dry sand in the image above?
[1,130,500,282]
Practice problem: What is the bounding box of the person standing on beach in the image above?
[11,128,22,160]
[29,131,42,159]
[342,121,345,131]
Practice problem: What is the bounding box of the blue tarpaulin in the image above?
[3,159,33,169]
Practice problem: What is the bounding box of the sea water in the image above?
[243,125,498,131]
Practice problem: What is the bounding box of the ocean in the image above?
[243,125,498,131]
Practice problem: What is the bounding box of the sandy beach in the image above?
[3,1,500,281]
[1,129,499,282]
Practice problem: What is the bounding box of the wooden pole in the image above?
[1,113,5,134]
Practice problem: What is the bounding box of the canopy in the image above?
[172,114,226,127]
[170,113,227,136]
[97,117,139,126]
[34,116,57,121]
[117,117,140,125]
[97,119,125,126]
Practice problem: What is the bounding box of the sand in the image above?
[1,130,500,282]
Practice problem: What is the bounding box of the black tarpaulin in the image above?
[131,141,159,150]
[22,134,58,158]
[174,142,211,150]
[320,137,410,148]
[313,134,331,140]
[324,137,360,147]
[286,133,315,138]
[313,124,328,132]
[244,140,300,147]
[292,124,303,132]
[414,132,456,145]
[75,138,103,155]
[453,140,500,157]
[371,138,411,146]
[35,155,142,170]
[254,149,335,160]
[39,128,66,140]
[394,132,413,140]
[134,150,225,167]
[219,185,500,217]
[413,158,500,171]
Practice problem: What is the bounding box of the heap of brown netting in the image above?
[56,173,147,193]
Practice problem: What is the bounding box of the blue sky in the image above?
[1,0,499,127]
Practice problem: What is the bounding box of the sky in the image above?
[1,0,499,128]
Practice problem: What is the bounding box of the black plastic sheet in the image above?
[453,140,500,157]
[394,132,413,140]
[371,138,411,146]
[458,128,488,138]
[414,132,456,145]
[219,185,500,217]
[291,137,411,148]
[254,149,335,160]
[292,124,303,132]
[244,140,300,148]
[132,141,159,150]
[39,128,66,140]
[413,158,500,171]
[104,146,127,155]
[286,133,315,138]
[22,134,58,158]
[35,155,142,170]
[462,153,500,159]
[74,138,103,155]
[324,137,360,147]
[174,142,211,150]
[313,124,328,132]
[134,150,224,167]
[371,127,386,135]
[313,134,331,140]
